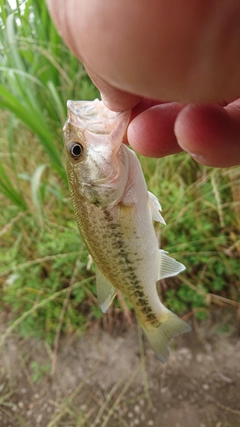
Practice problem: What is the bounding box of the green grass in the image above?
[141,154,240,319]
[0,0,240,346]
[0,0,99,186]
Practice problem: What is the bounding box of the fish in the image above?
[63,98,191,363]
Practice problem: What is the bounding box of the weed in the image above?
[0,0,240,348]
[30,360,51,383]
[0,0,99,189]
[140,154,240,317]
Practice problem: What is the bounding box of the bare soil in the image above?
[0,310,240,427]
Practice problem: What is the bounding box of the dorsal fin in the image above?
[148,191,166,224]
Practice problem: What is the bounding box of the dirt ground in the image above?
[0,310,240,427]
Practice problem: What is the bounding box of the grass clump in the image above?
[141,154,240,319]
[0,0,99,188]
[0,0,240,345]
[0,117,100,344]
[1,131,239,343]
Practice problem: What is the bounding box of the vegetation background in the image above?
[1,0,240,345]
[0,1,240,426]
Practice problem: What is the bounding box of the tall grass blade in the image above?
[0,161,27,210]
[31,163,46,226]
[0,0,100,187]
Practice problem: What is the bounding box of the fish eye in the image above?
[69,142,84,160]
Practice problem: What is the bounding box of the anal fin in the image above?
[96,266,117,313]
[158,249,185,280]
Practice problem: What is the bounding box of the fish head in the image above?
[64,99,131,208]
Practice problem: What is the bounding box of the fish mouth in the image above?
[67,99,125,135]
[66,100,131,144]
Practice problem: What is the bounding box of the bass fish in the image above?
[64,99,190,363]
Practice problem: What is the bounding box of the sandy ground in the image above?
[0,310,240,427]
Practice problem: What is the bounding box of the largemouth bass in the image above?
[64,99,190,363]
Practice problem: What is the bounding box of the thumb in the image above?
[85,67,142,112]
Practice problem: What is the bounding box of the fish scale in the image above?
[69,158,159,326]
[64,98,191,362]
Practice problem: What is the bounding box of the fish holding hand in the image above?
[64,99,191,363]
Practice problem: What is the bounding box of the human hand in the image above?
[47,0,240,167]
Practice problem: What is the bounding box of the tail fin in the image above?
[140,311,191,363]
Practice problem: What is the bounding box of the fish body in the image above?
[64,99,190,362]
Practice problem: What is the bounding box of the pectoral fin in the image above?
[158,249,185,280]
[148,191,166,224]
[96,267,117,313]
